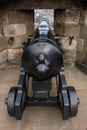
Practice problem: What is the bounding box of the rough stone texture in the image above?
[54,9,80,24]
[0,37,6,51]
[8,49,23,65]
[5,35,28,49]
[76,38,87,53]
[2,9,34,35]
[79,25,87,40]
[0,25,3,37]
[3,24,27,37]
[0,49,8,65]
[54,9,80,66]
[76,9,87,72]
[0,49,8,64]
[2,10,34,24]
[0,9,34,66]
[0,61,8,69]
[0,67,87,130]
[80,11,87,26]
[54,23,80,37]
[59,37,77,50]
[63,49,76,66]
[76,52,86,63]
[8,0,75,10]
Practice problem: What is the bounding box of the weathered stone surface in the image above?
[26,23,34,35]
[0,25,3,36]
[54,23,80,37]
[59,37,77,50]
[79,25,87,39]
[63,49,76,65]
[8,48,23,65]
[5,35,28,49]
[0,61,8,69]
[0,37,6,51]
[2,10,34,24]
[54,9,80,24]
[80,11,87,25]
[0,12,3,24]
[76,38,87,53]
[2,10,34,35]
[0,49,8,64]
[8,0,75,9]
[3,24,26,37]
[76,52,86,62]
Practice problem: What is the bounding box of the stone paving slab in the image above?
[0,67,87,130]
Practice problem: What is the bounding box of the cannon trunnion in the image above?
[5,19,79,120]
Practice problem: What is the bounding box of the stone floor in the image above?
[0,66,87,130]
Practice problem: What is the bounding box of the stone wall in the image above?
[76,10,87,73]
[54,9,80,66]
[54,8,87,70]
[0,0,87,69]
[0,9,34,67]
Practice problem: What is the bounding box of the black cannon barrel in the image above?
[22,19,63,80]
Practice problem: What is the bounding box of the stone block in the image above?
[0,61,8,69]
[79,25,87,39]
[8,49,23,65]
[76,52,86,63]
[80,11,87,25]
[3,24,26,37]
[0,49,8,64]
[2,10,34,24]
[0,37,6,51]
[63,49,76,64]
[76,38,87,53]
[2,10,34,35]
[5,35,28,49]
[26,23,34,35]
[0,12,3,25]
[59,37,77,50]
[54,9,80,24]
[54,23,80,37]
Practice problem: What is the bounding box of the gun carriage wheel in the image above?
[67,86,79,117]
[5,87,17,117]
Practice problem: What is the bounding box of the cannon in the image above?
[5,19,80,120]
